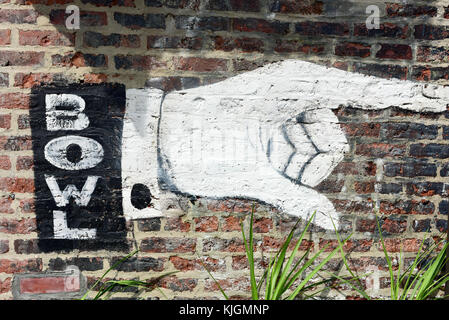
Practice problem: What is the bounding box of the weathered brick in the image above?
[113,12,165,29]
[0,240,8,254]
[295,22,349,36]
[137,218,161,231]
[0,177,34,193]
[355,143,406,157]
[16,156,33,171]
[417,46,449,63]
[439,200,448,215]
[170,256,224,272]
[19,199,34,214]
[0,156,11,171]
[140,237,196,253]
[386,3,437,17]
[274,40,326,54]
[206,0,260,12]
[406,182,448,197]
[194,216,219,232]
[270,0,323,14]
[50,10,107,26]
[83,73,108,84]
[173,57,228,72]
[376,44,412,60]
[436,219,447,232]
[352,62,407,80]
[319,239,373,252]
[0,73,8,87]
[412,219,431,232]
[341,123,380,137]
[202,237,245,252]
[81,0,135,6]
[0,218,36,234]
[110,256,165,272]
[19,30,75,46]
[114,55,166,71]
[175,15,229,32]
[0,30,11,45]
[145,0,199,10]
[335,42,371,58]
[316,177,344,193]
[13,239,40,254]
[0,93,29,110]
[381,238,422,253]
[213,36,264,53]
[49,257,103,271]
[145,76,201,91]
[0,51,44,67]
[204,277,250,292]
[232,18,289,35]
[221,215,242,232]
[84,31,140,48]
[378,183,402,194]
[164,217,191,232]
[353,23,408,39]
[52,52,108,68]
[14,73,56,88]
[384,161,437,177]
[160,276,197,292]
[414,25,449,40]
[0,259,42,273]
[0,114,10,129]
[410,144,449,159]
[380,199,434,215]
[147,36,202,50]
[0,9,38,24]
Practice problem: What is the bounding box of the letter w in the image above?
[45,175,99,207]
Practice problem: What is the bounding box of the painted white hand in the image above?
[122,60,449,230]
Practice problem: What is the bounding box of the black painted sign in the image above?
[30,83,128,252]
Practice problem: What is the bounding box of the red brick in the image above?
[169,256,224,272]
[140,237,196,253]
[19,199,34,214]
[0,9,38,24]
[204,276,250,292]
[164,217,191,232]
[0,114,11,129]
[0,177,34,193]
[206,199,255,213]
[262,236,314,251]
[0,218,36,234]
[159,276,197,292]
[84,73,108,83]
[341,123,380,137]
[381,238,421,253]
[194,216,219,232]
[355,143,406,157]
[14,73,55,88]
[0,278,11,294]
[0,30,11,45]
[16,156,33,171]
[222,215,242,232]
[335,42,371,58]
[214,36,264,53]
[173,57,228,72]
[353,181,375,194]
[319,239,373,252]
[0,51,44,67]
[0,93,30,110]
[253,217,273,233]
[19,30,75,46]
[376,44,412,60]
[0,259,42,273]
[272,0,323,14]
[274,40,326,54]
[0,196,13,214]
[0,156,11,170]
[232,18,289,35]
[332,161,376,176]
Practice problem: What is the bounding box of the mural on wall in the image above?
[31,60,449,250]
[30,83,128,251]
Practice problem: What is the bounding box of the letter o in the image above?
[44,135,104,170]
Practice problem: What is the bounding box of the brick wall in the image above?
[0,0,449,299]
